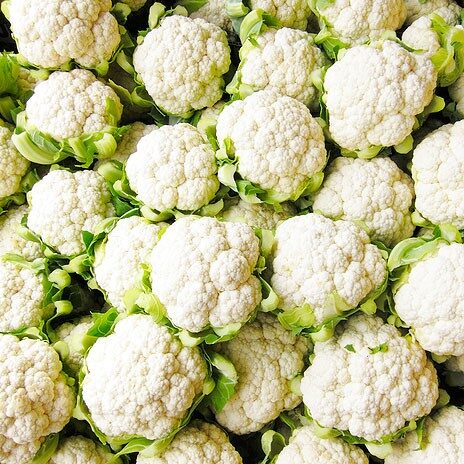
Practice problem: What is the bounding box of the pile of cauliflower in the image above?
[2,0,464,462]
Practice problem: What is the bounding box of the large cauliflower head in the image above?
[301,314,439,442]
[412,121,464,229]
[136,421,243,464]
[216,90,327,201]
[25,69,122,141]
[82,314,207,440]
[215,313,310,434]
[404,0,461,25]
[150,216,262,333]
[324,41,437,152]
[126,124,219,212]
[394,242,464,356]
[190,0,233,33]
[133,15,231,116]
[7,0,120,69]
[27,169,115,256]
[249,0,312,29]
[270,214,387,325]
[313,157,415,247]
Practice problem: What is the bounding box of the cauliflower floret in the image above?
[216,90,327,201]
[248,0,312,30]
[0,435,43,464]
[133,15,231,116]
[126,124,220,212]
[27,169,115,256]
[276,425,369,464]
[150,216,262,333]
[136,421,242,463]
[405,0,461,25]
[190,0,233,33]
[394,242,464,356]
[385,406,464,463]
[270,214,387,325]
[301,314,439,442]
[449,73,464,115]
[82,314,207,440]
[324,41,437,152]
[7,0,120,69]
[24,69,122,141]
[412,121,464,228]
[313,157,415,247]
[94,216,167,311]
[215,313,310,434]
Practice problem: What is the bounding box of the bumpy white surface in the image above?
[404,0,461,25]
[249,0,312,29]
[50,435,118,464]
[191,0,233,33]
[0,435,42,464]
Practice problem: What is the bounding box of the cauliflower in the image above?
[214,313,309,434]
[136,421,242,463]
[301,314,439,442]
[0,334,75,462]
[27,169,115,256]
[275,425,369,464]
[5,0,121,70]
[404,0,461,25]
[94,216,167,311]
[150,216,262,333]
[133,15,231,116]
[82,314,207,440]
[270,214,387,326]
[313,157,415,247]
[216,90,327,202]
[118,0,148,11]
[324,40,437,152]
[190,0,233,33]
[412,121,464,228]
[125,124,220,212]
[385,406,464,463]
[393,242,464,356]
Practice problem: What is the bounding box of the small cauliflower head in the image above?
[215,313,309,434]
[276,425,369,464]
[270,214,387,325]
[150,216,262,333]
[216,90,327,201]
[385,406,464,464]
[25,69,122,141]
[324,40,437,152]
[126,124,220,212]
[301,314,439,442]
[248,0,312,29]
[394,242,464,356]
[405,0,461,25]
[136,421,242,464]
[94,216,167,311]
[27,169,115,256]
[313,157,415,247]
[190,0,233,33]
[133,15,231,116]
[7,0,120,69]
[82,314,207,440]
[449,73,464,115]
[412,121,464,228]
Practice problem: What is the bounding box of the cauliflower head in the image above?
[133,15,231,116]
[27,169,115,256]
[313,157,415,247]
[126,124,220,212]
[301,314,439,442]
[82,314,207,440]
[248,0,312,30]
[7,0,121,69]
[190,0,233,33]
[216,90,327,201]
[150,216,262,333]
[215,313,310,434]
[270,214,387,325]
[405,0,461,25]
[136,421,243,464]
[0,434,43,464]
[324,40,437,152]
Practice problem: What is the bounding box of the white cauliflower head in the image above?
[301,314,439,442]
[412,121,464,228]
[216,90,327,201]
[25,69,122,141]
[270,214,387,325]
[126,123,220,212]
[136,421,242,464]
[313,157,415,247]
[324,41,437,152]
[405,0,461,25]
[133,15,231,116]
[215,313,310,434]
[27,169,115,256]
[248,0,312,29]
[150,216,262,333]
[0,435,42,464]
[190,0,233,33]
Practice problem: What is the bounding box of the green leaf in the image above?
[226,0,250,19]
[369,343,388,354]
[31,434,59,464]
[238,9,280,44]
[278,304,316,333]
[176,0,208,13]
[261,430,286,464]
[344,344,356,352]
